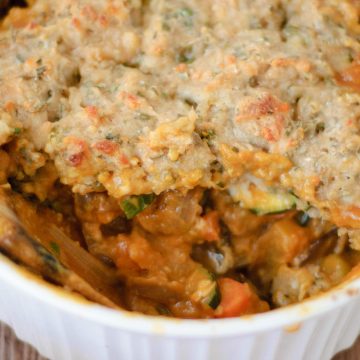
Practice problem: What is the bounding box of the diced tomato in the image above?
[261,126,277,142]
[72,17,82,29]
[175,64,187,73]
[346,119,354,127]
[4,102,15,113]
[236,95,290,122]
[119,153,130,165]
[215,278,252,318]
[227,55,237,65]
[94,140,117,155]
[85,106,99,119]
[63,136,88,167]
[28,21,38,30]
[68,153,84,167]
[260,116,284,142]
[99,15,109,27]
[120,92,140,109]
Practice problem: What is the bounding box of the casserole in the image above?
[1,1,360,358]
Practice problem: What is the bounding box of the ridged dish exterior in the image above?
[0,269,359,360]
[0,284,360,360]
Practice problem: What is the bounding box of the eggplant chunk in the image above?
[191,242,234,275]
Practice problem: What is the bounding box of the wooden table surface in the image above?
[0,322,358,360]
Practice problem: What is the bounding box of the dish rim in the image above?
[0,253,359,338]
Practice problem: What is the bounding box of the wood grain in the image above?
[0,322,358,360]
[333,339,360,360]
[0,323,46,360]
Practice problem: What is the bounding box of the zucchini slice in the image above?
[231,184,296,216]
[120,194,155,219]
[187,267,221,309]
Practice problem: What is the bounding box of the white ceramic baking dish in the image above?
[0,253,359,360]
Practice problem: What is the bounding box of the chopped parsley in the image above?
[120,194,155,219]
[199,129,216,144]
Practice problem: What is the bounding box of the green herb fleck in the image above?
[120,194,155,219]
[249,76,259,88]
[216,182,225,189]
[162,22,171,31]
[156,305,172,316]
[208,283,221,309]
[200,129,216,142]
[36,66,47,79]
[174,7,194,27]
[19,147,32,162]
[13,127,21,135]
[179,7,193,17]
[36,245,60,273]
[284,25,300,38]
[315,122,325,134]
[210,160,224,174]
[15,54,24,63]
[105,133,120,141]
[176,46,194,64]
[233,47,248,60]
[161,91,169,99]
[50,242,61,256]
[138,113,153,121]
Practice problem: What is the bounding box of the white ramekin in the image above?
[0,253,359,360]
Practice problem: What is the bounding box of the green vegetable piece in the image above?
[13,127,21,135]
[35,244,61,274]
[248,192,296,216]
[156,305,172,316]
[50,241,61,256]
[208,283,221,309]
[200,129,216,140]
[189,267,221,309]
[179,7,193,17]
[120,194,155,219]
